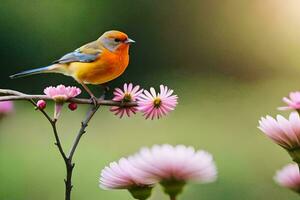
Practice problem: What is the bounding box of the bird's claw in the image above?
[100,85,109,100]
[90,96,98,106]
[104,85,110,93]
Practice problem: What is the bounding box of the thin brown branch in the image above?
[26,97,76,200]
[3,88,125,200]
[64,91,107,200]
[0,89,25,96]
[51,121,68,162]
[0,89,137,107]
[67,105,100,161]
[28,99,68,162]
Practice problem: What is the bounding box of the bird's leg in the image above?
[100,84,109,100]
[80,82,98,106]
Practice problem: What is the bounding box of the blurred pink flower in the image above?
[138,85,178,120]
[44,85,81,119]
[274,163,300,193]
[279,92,300,111]
[258,112,300,150]
[100,144,216,199]
[0,101,13,115]
[100,157,156,190]
[44,85,81,102]
[110,83,143,118]
[132,144,217,183]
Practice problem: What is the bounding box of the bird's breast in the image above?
[69,49,129,85]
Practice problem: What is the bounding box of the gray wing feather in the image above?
[53,49,101,64]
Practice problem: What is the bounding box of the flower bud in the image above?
[37,100,46,110]
[68,102,78,111]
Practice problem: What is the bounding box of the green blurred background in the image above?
[1,0,300,199]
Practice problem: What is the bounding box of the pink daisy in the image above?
[44,85,81,102]
[0,101,13,115]
[132,144,217,183]
[274,163,300,193]
[132,144,217,199]
[138,85,178,120]
[100,157,156,200]
[279,91,300,111]
[258,112,300,150]
[43,85,81,119]
[110,83,143,118]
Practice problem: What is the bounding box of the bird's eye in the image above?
[114,38,121,42]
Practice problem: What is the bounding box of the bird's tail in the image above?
[10,65,59,79]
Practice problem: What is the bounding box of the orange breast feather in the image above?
[68,48,129,85]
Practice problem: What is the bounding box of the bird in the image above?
[10,30,135,103]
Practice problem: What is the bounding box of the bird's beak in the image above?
[125,38,135,44]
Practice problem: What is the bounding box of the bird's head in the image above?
[98,30,135,53]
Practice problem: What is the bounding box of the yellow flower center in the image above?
[123,93,132,102]
[154,98,162,108]
[53,95,68,103]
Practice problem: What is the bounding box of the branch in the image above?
[51,121,68,162]
[68,103,100,161]
[28,99,68,162]
[0,89,137,107]
[5,88,108,200]
[64,91,106,200]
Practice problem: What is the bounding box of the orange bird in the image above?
[10,30,135,101]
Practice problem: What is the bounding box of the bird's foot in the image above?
[104,85,110,93]
[100,85,110,100]
[90,96,98,107]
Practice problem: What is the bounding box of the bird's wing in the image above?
[53,41,102,64]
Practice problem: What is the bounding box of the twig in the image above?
[68,105,100,160]
[64,100,102,200]
[0,89,137,107]
[28,99,68,160]
[29,100,71,199]
[8,87,115,200]
[1,87,139,200]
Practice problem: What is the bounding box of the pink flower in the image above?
[100,157,156,200]
[138,85,178,120]
[100,157,156,189]
[132,144,217,183]
[44,85,81,102]
[279,92,300,111]
[110,83,143,118]
[258,112,300,150]
[99,145,217,199]
[274,163,300,192]
[132,144,217,199]
[44,85,81,119]
[0,101,13,114]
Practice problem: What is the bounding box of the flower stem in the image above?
[170,196,176,200]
